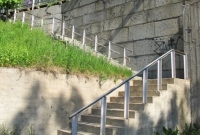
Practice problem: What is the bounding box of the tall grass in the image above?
[0,20,132,79]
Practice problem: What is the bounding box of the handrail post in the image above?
[157,59,162,91]
[52,17,55,34]
[95,35,98,52]
[123,48,126,66]
[171,50,176,78]
[32,0,35,10]
[72,25,75,41]
[100,96,107,135]
[82,30,86,46]
[41,18,43,27]
[108,42,111,59]
[124,81,130,119]
[62,20,65,40]
[31,15,34,30]
[143,69,148,104]
[183,54,188,79]
[71,114,78,135]
[13,9,16,23]
[22,12,25,25]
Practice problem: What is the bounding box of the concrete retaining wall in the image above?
[0,68,123,135]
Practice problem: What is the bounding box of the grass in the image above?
[0,20,132,79]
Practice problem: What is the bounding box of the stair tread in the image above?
[58,129,98,135]
[92,108,135,112]
[81,114,127,120]
[78,121,124,129]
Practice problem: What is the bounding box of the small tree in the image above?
[0,0,22,19]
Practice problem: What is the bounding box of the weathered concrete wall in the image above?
[22,0,185,78]
[183,1,200,126]
[0,68,123,135]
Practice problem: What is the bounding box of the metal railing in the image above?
[13,11,132,67]
[68,49,188,135]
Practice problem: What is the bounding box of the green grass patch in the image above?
[0,20,132,79]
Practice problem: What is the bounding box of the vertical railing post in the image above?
[71,114,78,135]
[95,35,98,52]
[32,0,35,10]
[41,18,43,27]
[31,15,34,30]
[124,81,130,119]
[157,59,162,91]
[108,42,111,59]
[123,48,126,66]
[22,12,25,25]
[143,69,148,104]
[52,17,55,34]
[72,25,75,41]
[82,30,86,46]
[13,9,16,23]
[171,50,176,78]
[62,20,65,40]
[100,96,107,135]
[183,54,189,79]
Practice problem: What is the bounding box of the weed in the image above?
[0,124,14,135]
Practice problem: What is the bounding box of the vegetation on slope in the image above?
[0,21,132,79]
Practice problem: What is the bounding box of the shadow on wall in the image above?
[126,85,190,134]
[11,79,83,135]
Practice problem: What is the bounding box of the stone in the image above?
[111,28,129,43]
[155,18,179,37]
[147,2,182,22]
[123,11,147,27]
[156,0,182,7]
[144,0,155,10]
[83,11,106,25]
[123,0,144,15]
[129,23,155,41]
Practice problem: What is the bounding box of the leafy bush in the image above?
[155,123,200,135]
[0,124,14,135]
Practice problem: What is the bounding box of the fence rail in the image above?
[14,11,133,67]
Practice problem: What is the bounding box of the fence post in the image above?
[52,17,55,34]
[171,50,176,78]
[157,59,162,91]
[72,25,75,41]
[13,9,16,23]
[183,54,189,79]
[108,42,111,59]
[100,96,107,135]
[31,15,34,30]
[71,114,78,135]
[41,18,43,27]
[32,0,35,10]
[82,30,86,46]
[143,69,148,104]
[124,81,130,119]
[123,48,126,66]
[22,12,25,25]
[95,35,98,53]
[62,20,65,40]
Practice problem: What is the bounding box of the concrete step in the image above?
[118,90,160,97]
[81,115,126,127]
[110,96,152,103]
[91,108,135,118]
[57,129,97,135]
[70,122,125,135]
[132,78,175,86]
[130,84,167,91]
[107,103,144,110]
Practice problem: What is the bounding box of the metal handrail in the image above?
[68,49,188,135]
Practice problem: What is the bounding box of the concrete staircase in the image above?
[57,78,190,135]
